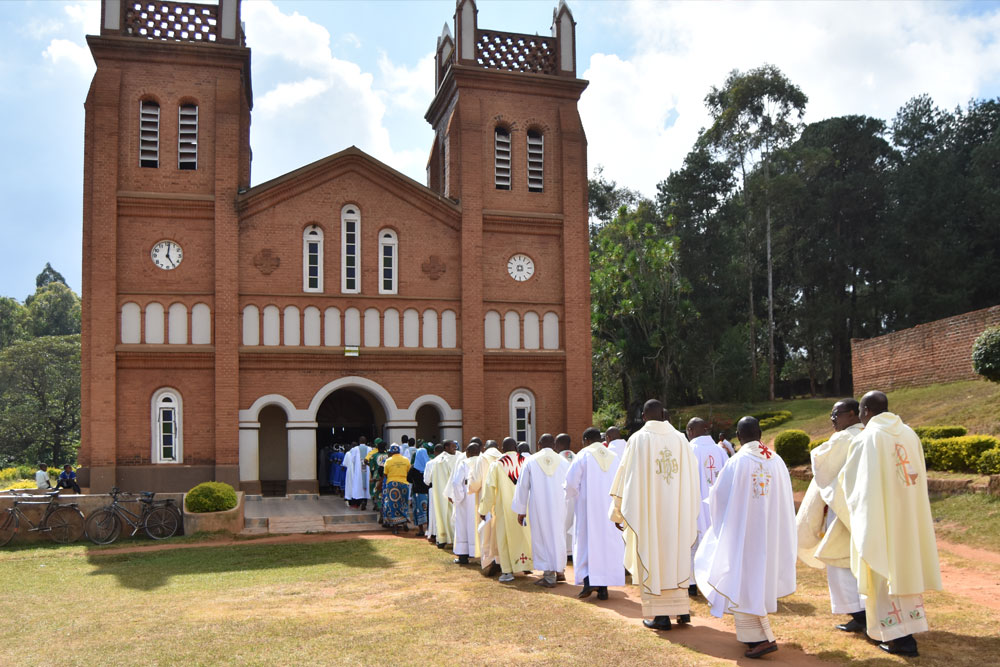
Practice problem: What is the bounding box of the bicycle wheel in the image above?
[85,509,121,545]
[46,506,86,544]
[0,512,18,547]
[144,506,180,540]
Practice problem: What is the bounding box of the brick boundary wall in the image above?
[851,305,1000,394]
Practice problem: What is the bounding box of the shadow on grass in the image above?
[85,538,394,591]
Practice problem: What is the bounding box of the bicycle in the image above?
[85,487,181,544]
[0,489,86,546]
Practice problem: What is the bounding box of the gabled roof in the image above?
[237,146,460,224]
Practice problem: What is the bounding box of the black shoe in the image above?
[484,562,502,578]
[643,616,671,631]
[578,586,596,599]
[688,584,698,597]
[835,618,866,633]
[676,614,690,625]
[596,587,609,601]
[878,636,918,657]
[745,640,778,659]
[556,572,566,582]
[437,542,448,549]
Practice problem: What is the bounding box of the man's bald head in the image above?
[642,399,666,422]
[433,443,445,455]
[470,437,483,446]
[517,442,531,455]
[582,427,602,445]
[538,433,555,450]
[554,433,571,452]
[501,437,517,452]
[485,439,499,450]
[466,443,482,457]
[736,416,762,444]
[859,391,888,425]
[605,426,621,441]
[686,417,709,439]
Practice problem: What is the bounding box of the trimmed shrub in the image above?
[755,410,793,431]
[976,448,1000,475]
[914,425,967,439]
[773,429,811,466]
[185,481,238,513]
[972,325,1000,383]
[923,435,1000,472]
[808,439,828,451]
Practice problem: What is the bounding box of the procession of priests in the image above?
[343,389,939,659]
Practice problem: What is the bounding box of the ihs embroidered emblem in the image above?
[655,448,679,484]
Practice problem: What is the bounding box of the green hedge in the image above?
[914,425,968,439]
[808,439,827,451]
[972,325,1000,383]
[976,448,1000,475]
[923,435,1000,473]
[185,481,238,513]
[755,410,793,431]
[773,429,811,466]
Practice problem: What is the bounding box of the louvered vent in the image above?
[495,127,511,190]
[139,100,159,168]
[178,104,198,170]
[527,131,544,192]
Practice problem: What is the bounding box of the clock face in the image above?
[151,240,183,270]
[507,253,535,282]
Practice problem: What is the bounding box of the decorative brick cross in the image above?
[421,255,446,280]
[253,248,280,275]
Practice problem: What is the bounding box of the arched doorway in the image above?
[316,388,387,491]
[415,404,442,443]
[259,405,288,497]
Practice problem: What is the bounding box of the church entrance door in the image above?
[316,388,387,493]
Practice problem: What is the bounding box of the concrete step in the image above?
[268,516,326,534]
[325,512,378,526]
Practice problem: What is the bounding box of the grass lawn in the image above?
[930,492,1000,552]
[1,533,997,666]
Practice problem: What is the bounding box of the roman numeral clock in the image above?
[507,253,535,282]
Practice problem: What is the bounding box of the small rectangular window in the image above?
[495,127,511,190]
[140,101,160,168]
[178,104,198,170]
[527,131,544,192]
[303,228,324,292]
[159,407,176,461]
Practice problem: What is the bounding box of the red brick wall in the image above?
[851,305,1000,393]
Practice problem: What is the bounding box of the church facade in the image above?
[79,0,592,494]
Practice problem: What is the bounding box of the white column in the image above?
[238,425,260,482]
[286,424,317,482]
[441,421,464,445]
[385,421,418,445]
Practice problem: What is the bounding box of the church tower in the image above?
[425,0,593,442]
[80,0,251,491]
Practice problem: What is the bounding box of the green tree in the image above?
[35,262,67,290]
[701,65,808,400]
[0,297,27,350]
[25,282,81,338]
[0,335,81,465]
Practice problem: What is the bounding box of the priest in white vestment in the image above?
[686,418,730,596]
[423,444,441,543]
[566,427,624,600]
[512,434,570,587]
[796,399,866,633]
[430,441,458,548]
[468,440,503,574]
[479,438,533,582]
[610,400,700,630]
[834,391,940,657]
[448,442,480,564]
[694,416,796,659]
[344,441,371,509]
[605,426,627,460]
[555,433,575,558]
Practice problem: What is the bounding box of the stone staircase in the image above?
[243,494,382,535]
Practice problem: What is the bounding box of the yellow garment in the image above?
[531,448,563,476]
[430,451,457,544]
[383,454,411,484]
[838,412,941,598]
[583,442,615,472]
[469,447,502,562]
[365,449,377,463]
[609,420,700,597]
[479,452,533,573]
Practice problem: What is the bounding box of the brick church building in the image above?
[79,0,592,494]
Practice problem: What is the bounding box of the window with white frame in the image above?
[303,225,323,292]
[527,130,544,192]
[178,104,198,170]
[341,206,360,293]
[151,389,182,463]
[379,229,398,294]
[495,126,511,190]
[139,100,160,168]
[509,390,535,447]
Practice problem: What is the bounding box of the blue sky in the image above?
[1,0,999,301]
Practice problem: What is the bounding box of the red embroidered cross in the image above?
[706,455,717,480]
[517,553,529,564]
[887,601,904,625]
[759,444,773,459]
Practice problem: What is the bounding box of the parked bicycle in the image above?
[0,489,86,546]
[85,487,181,544]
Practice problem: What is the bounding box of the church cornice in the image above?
[484,351,566,372]
[117,191,215,219]
[238,348,463,372]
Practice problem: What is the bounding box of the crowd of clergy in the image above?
[335,390,940,660]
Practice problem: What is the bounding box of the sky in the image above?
[1,0,999,301]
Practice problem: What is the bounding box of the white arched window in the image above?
[403,308,419,348]
[383,308,400,347]
[364,308,380,347]
[341,205,361,293]
[283,306,300,346]
[144,302,164,344]
[303,225,323,292]
[324,307,341,346]
[484,310,501,349]
[441,310,457,348]
[178,103,198,170]
[121,302,141,344]
[262,306,280,346]
[495,126,511,190]
[139,100,159,168]
[422,309,438,348]
[527,129,544,192]
[344,307,361,346]
[191,303,211,344]
[503,311,520,349]
[168,303,187,344]
[242,305,260,346]
[509,389,535,447]
[151,388,182,463]
[523,311,540,350]
[543,312,560,350]
[303,306,321,346]
[378,229,398,295]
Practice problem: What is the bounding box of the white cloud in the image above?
[580,0,1000,197]
[42,38,94,75]
[377,51,435,112]
[256,77,329,113]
